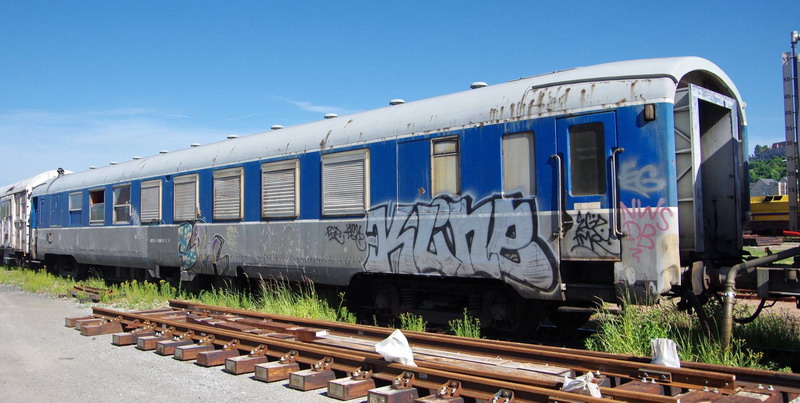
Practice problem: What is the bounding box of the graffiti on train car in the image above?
[326,223,367,251]
[620,198,673,263]
[619,160,666,197]
[571,211,617,254]
[363,194,557,290]
[177,222,231,275]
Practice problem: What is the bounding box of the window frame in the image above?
[501,131,536,196]
[212,167,244,221]
[321,149,370,216]
[0,199,9,219]
[173,174,199,222]
[68,192,82,212]
[88,188,105,225]
[261,159,300,219]
[140,179,162,224]
[113,184,132,224]
[431,136,461,196]
[568,122,606,196]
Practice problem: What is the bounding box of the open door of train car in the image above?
[673,84,744,267]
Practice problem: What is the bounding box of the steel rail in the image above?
[171,299,800,392]
[168,300,748,394]
[90,306,673,402]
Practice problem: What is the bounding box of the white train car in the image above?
[0,170,65,265]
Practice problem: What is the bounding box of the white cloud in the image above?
[0,108,236,185]
[289,100,358,116]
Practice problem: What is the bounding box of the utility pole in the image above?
[784,31,800,231]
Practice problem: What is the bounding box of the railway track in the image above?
[66,301,800,402]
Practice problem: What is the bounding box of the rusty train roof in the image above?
[34,56,744,195]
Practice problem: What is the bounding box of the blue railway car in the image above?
[27,57,753,330]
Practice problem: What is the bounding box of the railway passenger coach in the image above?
[28,57,752,331]
[1,170,64,266]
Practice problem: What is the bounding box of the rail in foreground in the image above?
[65,302,800,402]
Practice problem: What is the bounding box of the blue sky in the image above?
[0,1,797,185]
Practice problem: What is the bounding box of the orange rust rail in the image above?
[87,306,674,403]
[168,300,780,395]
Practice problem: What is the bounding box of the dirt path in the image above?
[0,285,348,402]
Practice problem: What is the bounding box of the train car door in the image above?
[673,84,742,262]
[555,112,622,260]
[397,139,432,202]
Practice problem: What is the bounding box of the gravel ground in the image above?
[0,285,359,402]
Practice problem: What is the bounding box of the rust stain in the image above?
[320,130,332,148]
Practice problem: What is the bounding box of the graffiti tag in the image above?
[619,160,666,197]
[363,194,557,290]
[177,222,231,275]
[571,211,617,255]
[326,223,366,251]
[620,198,674,263]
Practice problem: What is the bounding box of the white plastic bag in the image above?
[375,329,417,367]
[561,371,602,398]
[650,338,681,368]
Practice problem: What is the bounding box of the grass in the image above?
[0,266,356,323]
[585,295,799,371]
[398,312,427,332]
[448,308,481,338]
[744,246,796,264]
[0,267,74,296]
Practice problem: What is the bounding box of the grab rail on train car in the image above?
[550,154,563,239]
[611,147,625,238]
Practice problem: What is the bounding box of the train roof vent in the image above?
[324,113,338,119]
[470,82,488,89]
[132,156,142,160]
[159,150,169,154]
[190,143,201,147]
[389,99,405,106]
[271,125,284,130]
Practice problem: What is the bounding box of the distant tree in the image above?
[753,144,769,159]
[749,156,787,183]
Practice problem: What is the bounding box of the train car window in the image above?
[113,185,132,224]
[322,149,369,216]
[261,159,299,218]
[0,200,9,219]
[89,189,105,224]
[68,192,82,212]
[174,174,199,222]
[213,167,244,220]
[502,132,535,195]
[431,137,460,195]
[140,180,162,224]
[568,122,606,196]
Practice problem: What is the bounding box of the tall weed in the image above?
[399,312,427,332]
[449,309,481,338]
[586,295,797,371]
